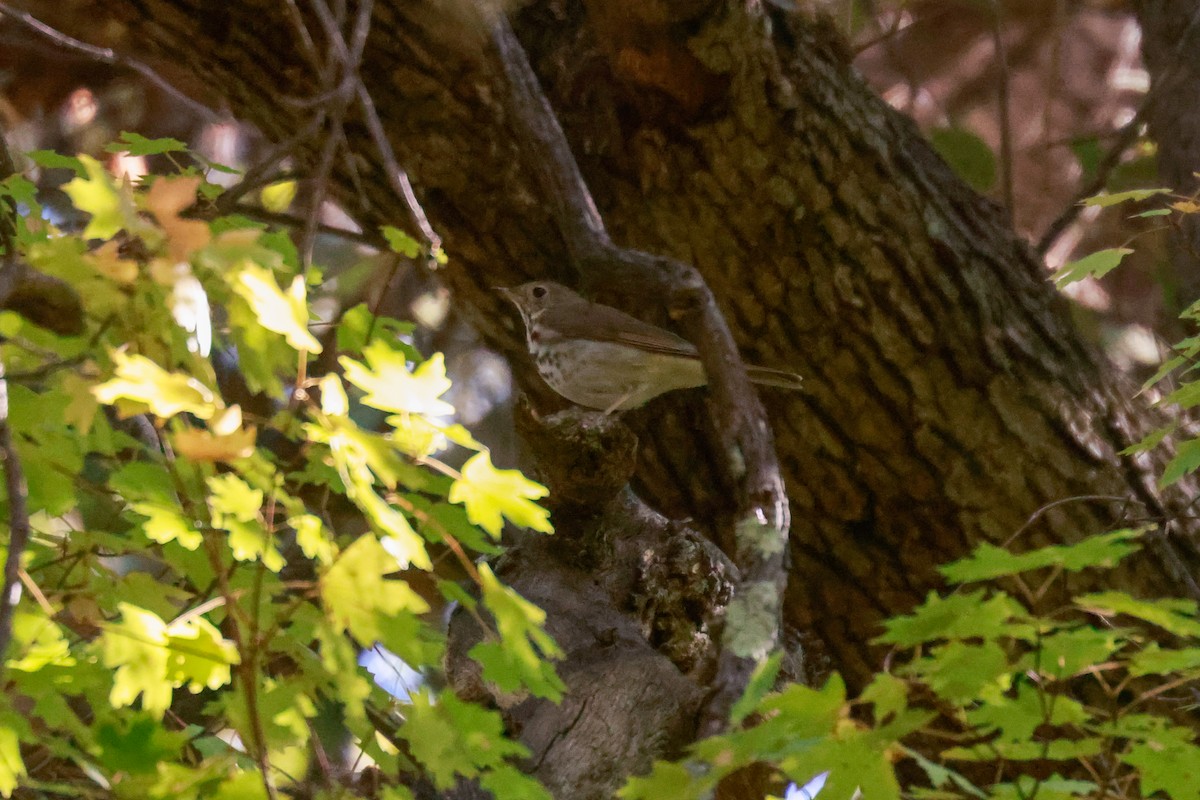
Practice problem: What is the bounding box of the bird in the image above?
[497,280,803,413]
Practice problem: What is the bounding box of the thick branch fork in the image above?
[488,13,792,736]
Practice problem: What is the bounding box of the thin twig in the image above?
[0,2,217,122]
[306,0,440,257]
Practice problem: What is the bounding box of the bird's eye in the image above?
[532,285,548,299]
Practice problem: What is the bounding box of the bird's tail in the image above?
[747,365,804,391]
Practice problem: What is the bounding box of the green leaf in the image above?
[103,603,239,718]
[103,603,175,717]
[163,615,239,692]
[944,738,1101,762]
[939,529,1147,583]
[860,672,909,723]
[1081,187,1172,207]
[106,132,189,156]
[472,564,564,700]
[6,611,75,672]
[480,765,554,800]
[382,225,422,258]
[905,640,1011,704]
[26,149,86,177]
[620,762,708,800]
[449,451,552,537]
[61,154,137,240]
[929,127,995,192]
[1129,644,1200,677]
[131,502,204,550]
[322,535,431,645]
[1077,591,1200,637]
[1161,437,1200,487]
[93,350,219,420]
[1051,248,1133,288]
[0,726,24,799]
[1019,626,1123,678]
[966,681,1084,742]
[95,713,186,775]
[875,590,1022,646]
[730,652,783,725]
[335,303,416,355]
[399,691,530,790]
[1122,725,1200,800]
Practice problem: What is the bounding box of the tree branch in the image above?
[487,12,791,736]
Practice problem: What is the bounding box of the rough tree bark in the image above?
[29,0,1200,796]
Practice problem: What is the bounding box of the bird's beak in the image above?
[494,286,516,303]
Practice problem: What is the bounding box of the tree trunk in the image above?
[40,0,1200,794]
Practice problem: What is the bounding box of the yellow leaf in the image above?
[341,344,454,417]
[93,350,219,420]
[320,373,349,416]
[61,155,136,240]
[173,406,256,462]
[448,452,552,538]
[0,726,25,799]
[234,262,322,353]
[260,180,297,213]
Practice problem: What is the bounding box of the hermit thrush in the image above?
[498,281,803,413]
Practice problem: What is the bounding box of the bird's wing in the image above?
[541,299,700,358]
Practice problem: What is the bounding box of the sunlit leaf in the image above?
[173,407,257,463]
[130,501,204,550]
[103,603,174,717]
[1080,188,1171,207]
[449,451,551,538]
[382,225,422,258]
[1051,248,1132,288]
[260,180,296,213]
[322,534,430,645]
[471,564,563,700]
[61,154,137,240]
[0,726,25,799]
[232,261,322,353]
[341,343,454,417]
[93,350,219,419]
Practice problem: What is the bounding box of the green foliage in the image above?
[0,140,558,797]
[622,521,1200,800]
[929,127,996,193]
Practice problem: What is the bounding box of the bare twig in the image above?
[488,13,790,737]
[306,0,441,259]
[0,2,218,122]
